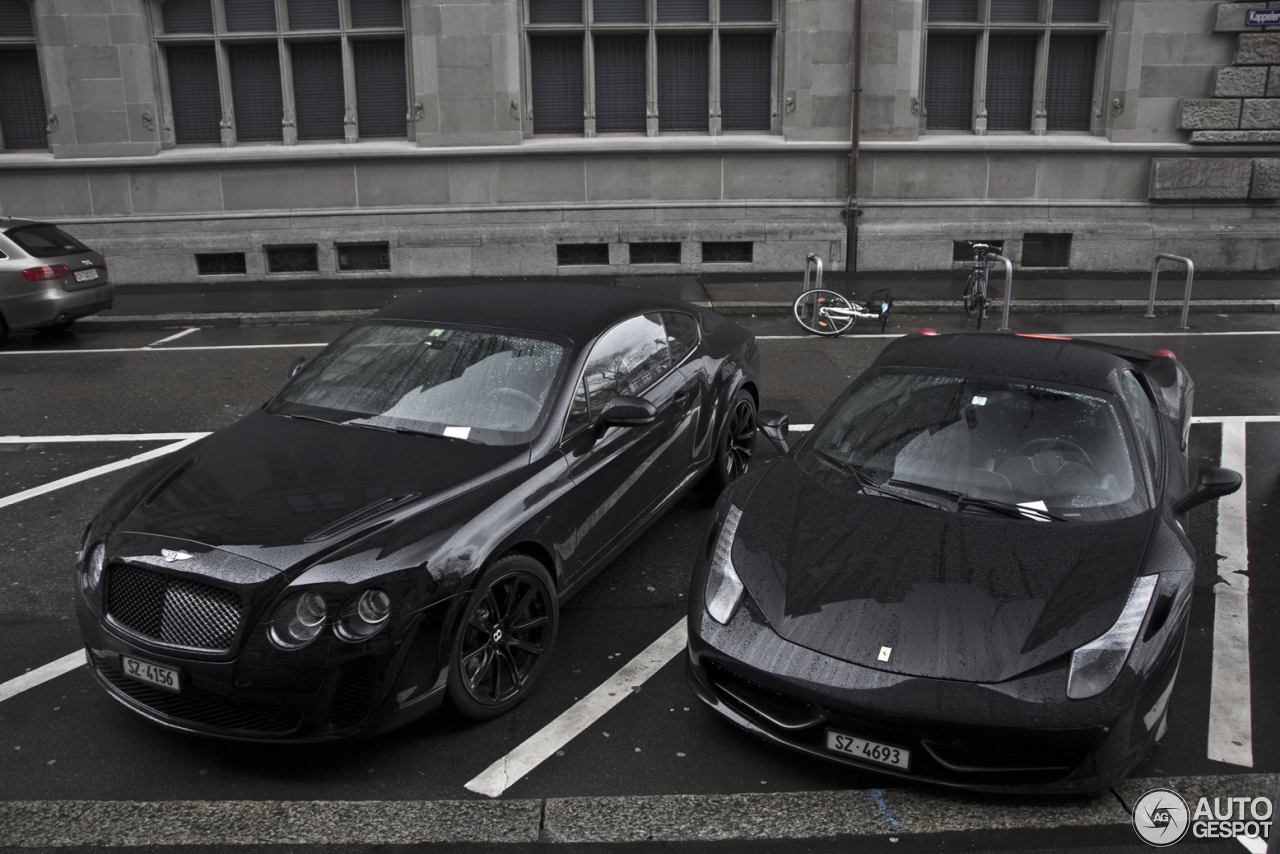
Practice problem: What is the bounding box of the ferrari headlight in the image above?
[705,505,745,625]
[1067,575,1158,699]
[336,588,392,641]
[81,543,106,593]
[269,591,328,649]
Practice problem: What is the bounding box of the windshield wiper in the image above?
[954,495,1065,522]
[815,453,939,509]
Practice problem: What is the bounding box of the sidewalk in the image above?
[83,270,1280,328]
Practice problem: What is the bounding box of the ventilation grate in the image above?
[106,563,243,652]
[337,242,391,272]
[629,242,680,264]
[267,245,319,273]
[196,253,247,275]
[701,242,752,263]
[557,243,610,266]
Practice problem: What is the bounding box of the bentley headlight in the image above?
[1067,575,1158,699]
[337,588,392,641]
[270,591,328,649]
[705,505,745,625]
[81,543,106,593]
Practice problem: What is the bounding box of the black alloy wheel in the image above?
[699,389,756,498]
[448,554,558,719]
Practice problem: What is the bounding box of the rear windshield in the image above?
[6,225,91,258]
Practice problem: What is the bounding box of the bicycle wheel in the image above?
[962,273,981,316]
[794,290,854,336]
[975,283,987,330]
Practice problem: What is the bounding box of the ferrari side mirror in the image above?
[600,396,656,427]
[1174,467,1242,515]
[758,410,790,455]
[287,356,307,378]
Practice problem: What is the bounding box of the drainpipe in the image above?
[845,0,862,273]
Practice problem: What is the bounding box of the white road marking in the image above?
[0,343,325,355]
[1193,415,1280,423]
[1237,834,1267,854]
[0,432,211,444]
[0,437,203,511]
[0,651,84,704]
[145,327,200,347]
[465,619,688,798]
[1207,421,1252,767]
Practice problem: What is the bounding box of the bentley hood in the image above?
[730,462,1156,683]
[119,410,524,571]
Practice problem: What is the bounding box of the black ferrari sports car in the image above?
[75,282,759,741]
[686,331,1241,792]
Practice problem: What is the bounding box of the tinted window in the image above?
[567,313,673,429]
[1121,371,1161,475]
[802,370,1147,521]
[662,311,699,364]
[270,322,566,446]
[6,225,90,257]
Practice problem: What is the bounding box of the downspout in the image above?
[845,0,862,273]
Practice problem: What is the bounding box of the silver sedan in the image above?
[0,217,113,346]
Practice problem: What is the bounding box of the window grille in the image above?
[1046,34,1096,130]
[0,48,47,149]
[701,242,752,263]
[926,0,977,22]
[989,0,1038,23]
[629,243,681,264]
[985,34,1036,130]
[165,45,222,144]
[337,243,390,271]
[526,0,775,136]
[156,1,409,146]
[924,34,975,130]
[0,0,36,36]
[196,253,248,274]
[1021,233,1071,267]
[267,245,319,273]
[557,243,610,265]
[1051,0,1099,23]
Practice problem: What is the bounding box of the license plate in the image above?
[121,655,180,693]
[74,268,98,282]
[826,729,910,770]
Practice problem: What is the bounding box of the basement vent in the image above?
[267,245,318,273]
[557,243,610,266]
[337,242,390,271]
[629,242,681,264]
[701,242,753,263]
[1021,233,1072,268]
[195,253,247,275]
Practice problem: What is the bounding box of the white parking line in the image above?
[0,651,84,704]
[1207,421,1252,767]
[145,327,200,348]
[0,433,211,443]
[465,619,688,798]
[0,343,325,355]
[0,437,204,511]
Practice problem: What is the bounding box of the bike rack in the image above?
[803,253,823,292]
[1147,253,1195,330]
[988,253,1014,332]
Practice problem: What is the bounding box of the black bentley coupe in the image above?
[686,332,1240,792]
[75,282,760,741]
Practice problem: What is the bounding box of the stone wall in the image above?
[1176,4,1280,142]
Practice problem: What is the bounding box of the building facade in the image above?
[0,0,1275,286]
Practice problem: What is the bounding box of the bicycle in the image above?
[961,242,992,329]
[793,255,894,337]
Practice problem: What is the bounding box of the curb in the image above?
[79,299,1280,329]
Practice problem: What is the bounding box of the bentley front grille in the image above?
[106,563,243,652]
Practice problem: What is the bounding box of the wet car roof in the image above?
[370,281,697,346]
[873,333,1145,392]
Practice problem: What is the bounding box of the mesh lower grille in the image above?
[106,563,243,652]
[328,658,379,729]
[98,663,304,734]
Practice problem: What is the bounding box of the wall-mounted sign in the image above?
[1246,9,1280,25]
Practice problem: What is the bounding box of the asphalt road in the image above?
[0,308,1277,852]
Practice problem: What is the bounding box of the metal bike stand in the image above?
[988,253,1014,331]
[1147,253,1195,330]
[803,253,823,291]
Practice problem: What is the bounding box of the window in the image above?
[569,313,674,427]
[525,0,776,136]
[0,0,47,150]
[661,311,700,363]
[1021,233,1071,267]
[155,0,408,146]
[922,0,1105,134]
[337,242,390,271]
[196,252,248,274]
[557,243,610,265]
[1121,371,1161,477]
[267,244,318,272]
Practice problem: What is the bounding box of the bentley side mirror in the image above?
[1174,467,1242,515]
[758,410,790,455]
[600,396,656,427]
[287,356,307,378]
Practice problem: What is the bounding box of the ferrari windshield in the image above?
[268,322,566,446]
[801,371,1150,520]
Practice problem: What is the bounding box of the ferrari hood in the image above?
[731,462,1156,683]
[120,410,524,571]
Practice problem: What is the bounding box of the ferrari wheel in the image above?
[697,388,756,499]
[448,554,558,719]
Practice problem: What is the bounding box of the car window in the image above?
[6,225,90,258]
[661,311,700,364]
[1121,371,1162,475]
[566,313,673,430]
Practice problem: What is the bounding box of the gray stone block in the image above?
[1039,154,1151,200]
[987,155,1039,199]
[130,169,223,213]
[1215,2,1252,32]
[0,171,94,217]
[65,14,112,45]
[723,154,843,201]
[1179,98,1242,129]
[221,165,358,211]
[1242,98,1280,128]
[1149,157,1253,199]
[1251,159,1280,198]
[1142,32,1184,66]
[1190,129,1280,141]
[356,161,450,206]
[108,13,149,45]
[1140,65,1215,98]
[1214,66,1268,97]
[495,158,585,204]
[1238,33,1280,65]
[69,77,125,111]
[89,172,131,214]
[74,110,130,144]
